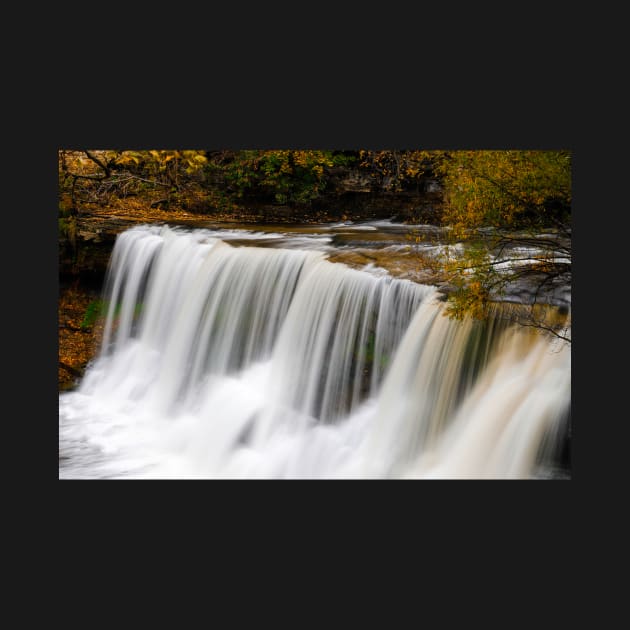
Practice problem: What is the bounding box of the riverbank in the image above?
[58,283,104,390]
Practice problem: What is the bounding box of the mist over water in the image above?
[59,224,571,479]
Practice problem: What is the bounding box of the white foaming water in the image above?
[59,225,571,479]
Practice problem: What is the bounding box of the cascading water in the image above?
[59,224,571,479]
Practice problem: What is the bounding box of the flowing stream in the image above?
[59,221,571,479]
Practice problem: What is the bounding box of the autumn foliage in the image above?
[58,286,105,390]
[429,150,571,341]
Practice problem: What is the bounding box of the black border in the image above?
[42,34,589,554]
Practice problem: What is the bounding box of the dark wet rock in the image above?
[435,283,459,297]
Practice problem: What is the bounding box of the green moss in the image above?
[81,299,107,329]
[81,299,144,330]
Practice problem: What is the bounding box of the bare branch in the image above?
[516,320,571,344]
[449,257,570,272]
[125,174,172,188]
[83,150,111,177]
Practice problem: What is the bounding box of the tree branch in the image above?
[83,150,111,177]
[126,174,172,188]
[59,361,84,378]
[449,257,571,272]
[516,320,571,344]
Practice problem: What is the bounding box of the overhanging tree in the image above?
[427,150,571,343]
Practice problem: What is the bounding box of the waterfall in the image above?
[59,225,571,479]
[360,299,570,478]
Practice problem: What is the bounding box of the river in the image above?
[58,219,571,479]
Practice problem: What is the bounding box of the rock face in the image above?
[334,169,373,193]
[322,169,443,220]
[59,216,137,286]
[234,170,445,224]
